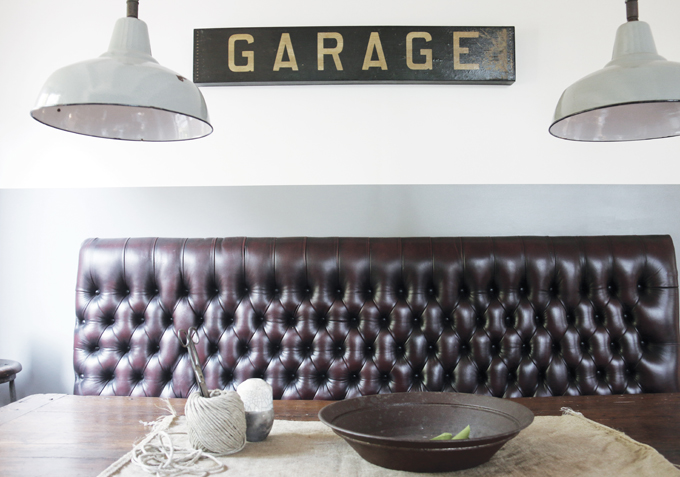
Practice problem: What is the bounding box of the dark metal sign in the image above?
[194,26,515,85]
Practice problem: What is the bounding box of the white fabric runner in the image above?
[99,412,680,477]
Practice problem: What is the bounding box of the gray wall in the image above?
[0,185,677,405]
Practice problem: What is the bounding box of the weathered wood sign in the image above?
[193,26,515,85]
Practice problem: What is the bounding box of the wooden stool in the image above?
[0,359,22,402]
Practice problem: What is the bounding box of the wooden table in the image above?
[0,393,678,476]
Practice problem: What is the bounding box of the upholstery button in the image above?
[94,346,100,351]
[95,289,100,295]
[274,288,279,293]
[305,288,310,293]
[367,289,372,294]
[337,289,342,294]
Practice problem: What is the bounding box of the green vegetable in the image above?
[430,425,471,441]
[452,425,471,440]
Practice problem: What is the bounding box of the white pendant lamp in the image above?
[31,0,212,141]
[550,0,680,142]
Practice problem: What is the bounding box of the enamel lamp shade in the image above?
[30,1,212,141]
[550,0,680,141]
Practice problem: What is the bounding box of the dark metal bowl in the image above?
[318,392,534,473]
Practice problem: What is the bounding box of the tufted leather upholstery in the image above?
[74,236,680,399]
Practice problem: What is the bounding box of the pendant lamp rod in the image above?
[127,0,139,19]
[626,0,638,22]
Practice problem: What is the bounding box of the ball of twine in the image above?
[185,389,247,455]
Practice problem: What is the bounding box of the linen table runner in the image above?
[99,411,680,477]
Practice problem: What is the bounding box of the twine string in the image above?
[185,390,247,455]
[128,391,246,476]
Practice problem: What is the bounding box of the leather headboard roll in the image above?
[74,236,680,398]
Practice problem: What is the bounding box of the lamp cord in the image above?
[626,0,639,22]
[127,0,139,18]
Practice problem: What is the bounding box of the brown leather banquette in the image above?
[74,236,680,399]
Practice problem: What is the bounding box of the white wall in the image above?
[3,0,680,187]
